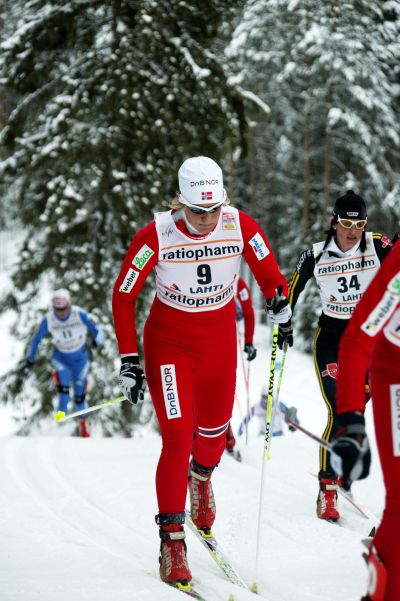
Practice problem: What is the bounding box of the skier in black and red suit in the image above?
[280,191,393,521]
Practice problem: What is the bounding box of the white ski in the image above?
[185,510,248,590]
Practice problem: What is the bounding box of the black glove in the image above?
[118,355,146,404]
[20,359,34,378]
[331,412,371,490]
[265,286,292,324]
[277,319,293,350]
[244,343,257,361]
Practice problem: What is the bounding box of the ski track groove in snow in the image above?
[1,436,263,601]
[0,335,386,601]
[3,436,140,564]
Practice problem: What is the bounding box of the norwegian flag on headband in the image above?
[201,191,213,201]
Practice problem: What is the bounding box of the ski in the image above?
[168,581,208,600]
[310,472,369,518]
[185,510,248,590]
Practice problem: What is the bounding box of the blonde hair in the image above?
[169,193,231,210]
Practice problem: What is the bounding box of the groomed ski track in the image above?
[0,396,383,601]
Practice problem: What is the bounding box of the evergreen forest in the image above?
[0,0,399,435]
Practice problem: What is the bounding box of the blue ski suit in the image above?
[28,305,103,414]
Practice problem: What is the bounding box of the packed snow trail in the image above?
[0,326,385,601]
[0,403,382,601]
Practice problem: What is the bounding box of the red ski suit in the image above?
[336,241,400,601]
[236,276,255,345]
[113,208,286,514]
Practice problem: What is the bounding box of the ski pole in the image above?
[254,325,278,582]
[237,330,249,442]
[54,395,126,422]
[262,325,278,460]
[270,342,288,434]
[275,342,287,406]
[283,408,332,451]
[234,389,243,419]
[246,360,251,445]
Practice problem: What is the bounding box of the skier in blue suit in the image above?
[20,288,103,437]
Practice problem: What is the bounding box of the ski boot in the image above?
[188,459,216,534]
[361,544,387,601]
[316,478,340,522]
[156,513,192,589]
[79,419,90,438]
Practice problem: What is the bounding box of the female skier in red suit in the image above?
[112,156,290,590]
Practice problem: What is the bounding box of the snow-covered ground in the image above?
[0,321,383,601]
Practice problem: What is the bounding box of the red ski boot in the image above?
[156,513,192,588]
[79,419,90,438]
[361,545,387,601]
[188,459,216,533]
[316,478,340,522]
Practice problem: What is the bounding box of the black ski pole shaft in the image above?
[286,419,332,451]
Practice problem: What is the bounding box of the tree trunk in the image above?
[323,128,332,229]
[303,116,312,240]
[303,65,312,240]
[323,82,333,229]
[249,130,258,303]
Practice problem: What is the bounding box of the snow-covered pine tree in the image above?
[0,0,247,434]
[227,0,400,348]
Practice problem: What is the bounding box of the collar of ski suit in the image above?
[326,237,361,259]
[172,209,215,239]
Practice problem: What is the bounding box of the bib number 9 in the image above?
[197,264,212,285]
